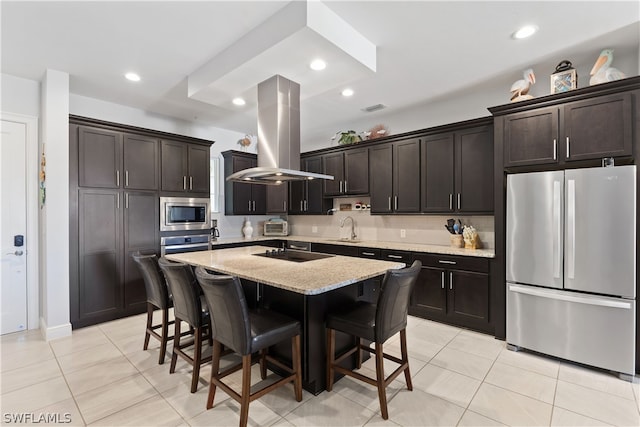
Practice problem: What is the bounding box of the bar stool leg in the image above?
[239,354,252,427]
[170,319,181,374]
[159,307,169,364]
[375,343,389,420]
[191,326,203,393]
[326,328,335,391]
[259,349,268,380]
[400,328,412,390]
[356,337,363,369]
[207,340,222,409]
[144,302,153,350]
[292,335,302,401]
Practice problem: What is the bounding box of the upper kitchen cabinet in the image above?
[161,140,210,194]
[421,119,493,214]
[370,137,421,213]
[78,126,159,191]
[290,155,331,215]
[222,150,266,215]
[266,185,288,214]
[492,78,638,168]
[322,148,369,197]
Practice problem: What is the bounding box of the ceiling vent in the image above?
[361,103,387,113]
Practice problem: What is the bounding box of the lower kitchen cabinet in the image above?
[411,253,491,333]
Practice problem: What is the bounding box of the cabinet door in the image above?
[78,126,122,188]
[289,181,305,214]
[411,266,447,318]
[564,93,633,161]
[503,107,559,167]
[369,144,393,213]
[230,156,254,215]
[123,134,158,190]
[267,185,288,214]
[369,145,393,213]
[323,152,345,196]
[305,156,329,214]
[161,140,188,191]
[421,133,454,212]
[78,189,122,321]
[123,191,159,310]
[447,270,490,325]
[344,148,369,194]
[456,126,493,213]
[188,144,210,193]
[393,138,421,212]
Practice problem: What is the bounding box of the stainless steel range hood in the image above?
[226,75,334,185]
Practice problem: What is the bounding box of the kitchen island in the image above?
[167,245,404,394]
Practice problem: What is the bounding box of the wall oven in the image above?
[160,197,210,232]
[160,234,211,256]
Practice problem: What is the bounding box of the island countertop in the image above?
[166,245,405,295]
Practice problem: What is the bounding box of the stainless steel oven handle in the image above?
[163,242,210,251]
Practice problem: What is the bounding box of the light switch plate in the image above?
[400,229,406,238]
[312,226,318,233]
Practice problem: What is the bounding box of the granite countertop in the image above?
[211,235,495,258]
[166,245,404,295]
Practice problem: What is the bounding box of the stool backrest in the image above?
[158,257,203,327]
[132,252,169,309]
[195,267,252,355]
[375,260,422,342]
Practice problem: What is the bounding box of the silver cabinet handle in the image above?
[344,180,348,193]
[189,176,193,190]
[290,244,307,250]
[438,260,456,265]
[362,252,376,256]
[252,200,256,211]
[249,200,252,211]
[257,283,261,302]
[183,176,187,190]
[449,272,453,290]
[441,271,445,289]
[125,170,129,187]
[566,136,570,159]
[116,193,120,209]
[394,196,398,211]
[304,200,308,211]
[553,139,557,160]
[300,200,303,211]
[125,193,129,209]
[387,254,403,259]
[449,194,453,210]
[457,193,461,210]
[283,201,287,211]
[339,181,343,193]
[388,196,392,211]
[116,170,120,187]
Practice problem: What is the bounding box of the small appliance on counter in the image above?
[211,219,220,241]
[264,218,288,236]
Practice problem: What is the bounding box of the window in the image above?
[210,155,220,213]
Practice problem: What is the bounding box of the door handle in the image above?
[304,200,308,211]
[441,271,445,289]
[283,201,287,211]
[553,139,557,160]
[457,193,461,210]
[125,193,129,209]
[449,194,453,210]
[252,200,256,211]
[300,200,303,211]
[189,176,193,190]
[116,170,120,187]
[388,197,392,211]
[183,176,187,190]
[249,200,252,211]
[566,137,570,159]
[567,179,576,279]
[6,250,24,256]
[449,272,453,290]
[394,196,398,211]
[552,180,562,278]
[125,170,129,187]
[344,180,348,193]
[339,181,343,193]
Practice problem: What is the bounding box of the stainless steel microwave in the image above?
[160,197,210,231]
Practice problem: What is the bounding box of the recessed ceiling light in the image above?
[341,88,354,97]
[512,25,538,39]
[310,59,326,71]
[232,97,246,106]
[125,72,141,82]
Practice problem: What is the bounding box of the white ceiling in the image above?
[2,1,639,148]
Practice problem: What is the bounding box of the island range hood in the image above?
[226,75,334,185]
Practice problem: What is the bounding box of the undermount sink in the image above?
[327,239,362,243]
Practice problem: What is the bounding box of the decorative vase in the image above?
[242,218,253,239]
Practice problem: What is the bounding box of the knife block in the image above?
[450,234,464,248]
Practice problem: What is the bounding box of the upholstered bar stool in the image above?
[158,257,212,393]
[132,252,174,364]
[326,260,421,420]
[195,267,302,427]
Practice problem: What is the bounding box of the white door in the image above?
[1,119,28,334]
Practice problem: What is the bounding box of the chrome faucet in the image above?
[340,216,357,240]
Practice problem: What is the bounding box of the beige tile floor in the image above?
[1,313,639,426]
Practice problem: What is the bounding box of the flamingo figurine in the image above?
[510,68,536,102]
[590,48,625,85]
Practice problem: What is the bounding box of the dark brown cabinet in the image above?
[323,148,369,196]
[421,124,493,213]
[77,189,158,325]
[266,185,288,214]
[411,254,490,332]
[161,140,210,193]
[370,138,421,213]
[289,156,331,214]
[222,151,266,215]
[502,92,633,167]
[78,127,158,190]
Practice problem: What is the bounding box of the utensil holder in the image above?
[450,234,464,248]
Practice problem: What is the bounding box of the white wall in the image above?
[1,74,41,117]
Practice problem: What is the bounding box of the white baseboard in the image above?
[39,317,72,341]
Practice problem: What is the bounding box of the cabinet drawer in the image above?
[414,253,488,273]
[381,250,413,264]
[358,247,381,259]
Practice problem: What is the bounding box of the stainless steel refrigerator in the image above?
[506,165,636,377]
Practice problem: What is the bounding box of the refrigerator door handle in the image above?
[567,179,576,279]
[553,180,561,279]
[508,284,632,309]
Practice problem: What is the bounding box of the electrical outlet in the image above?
[312,226,318,233]
[400,229,406,238]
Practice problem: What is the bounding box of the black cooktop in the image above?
[253,249,334,263]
